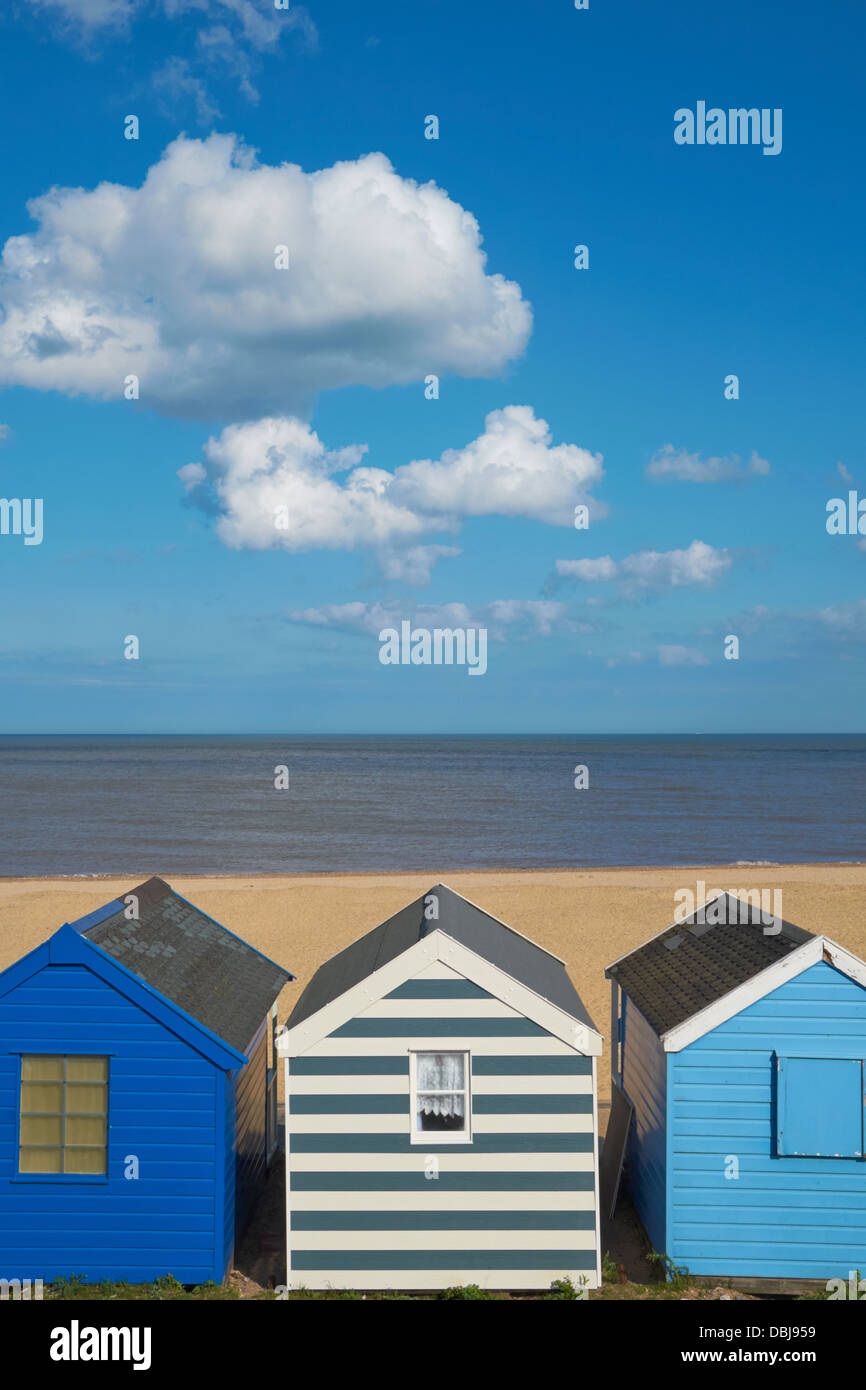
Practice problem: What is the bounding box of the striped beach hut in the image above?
[0,876,292,1286]
[277,883,602,1292]
[607,891,866,1285]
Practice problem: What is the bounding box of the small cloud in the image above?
[554,540,732,594]
[153,56,220,126]
[657,645,710,667]
[647,444,771,483]
[557,556,617,583]
[288,598,580,642]
[22,0,133,35]
[838,462,855,484]
[377,545,462,587]
[605,651,645,668]
[0,424,10,444]
[816,600,866,636]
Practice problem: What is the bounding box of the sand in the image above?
[4,863,865,1109]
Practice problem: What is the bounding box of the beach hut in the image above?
[278,882,603,1292]
[606,891,866,1286]
[0,876,292,1286]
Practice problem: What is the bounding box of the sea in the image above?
[0,734,863,877]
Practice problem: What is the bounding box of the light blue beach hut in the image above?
[606,892,866,1285]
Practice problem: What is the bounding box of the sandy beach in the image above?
[4,862,865,1110]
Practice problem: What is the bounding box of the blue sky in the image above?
[0,0,863,733]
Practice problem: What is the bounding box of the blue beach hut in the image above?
[606,891,866,1285]
[0,876,293,1286]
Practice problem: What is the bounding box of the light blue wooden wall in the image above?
[668,960,866,1280]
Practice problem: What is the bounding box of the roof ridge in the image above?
[434,882,569,966]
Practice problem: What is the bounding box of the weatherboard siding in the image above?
[232,1018,268,1235]
[0,962,223,1285]
[620,995,667,1255]
[287,961,599,1291]
[222,1067,235,1273]
[668,960,866,1280]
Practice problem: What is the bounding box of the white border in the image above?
[408,1049,472,1145]
[278,929,603,1059]
[661,935,866,1052]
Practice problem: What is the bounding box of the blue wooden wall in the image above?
[0,958,228,1285]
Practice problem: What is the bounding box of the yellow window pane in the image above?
[21,1082,63,1114]
[19,1115,63,1145]
[65,1116,106,1146]
[64,1147,106,1175]
[66,1057,108,1083]
[19,1146,61,1174]
[21,1056,63,1082]
[66,1083,107,1115]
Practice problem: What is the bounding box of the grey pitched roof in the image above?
[287,883,597,1032]
[73,877,293,1055]
[605,892,814,1038]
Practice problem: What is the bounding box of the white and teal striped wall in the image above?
[283,960,602,1291]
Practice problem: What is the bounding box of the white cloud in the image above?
[24,0,315,45]
[23,1,318,109]
[816,600,866,634]
[657,645,710,667]
[555,540,732,591]
[388,405,603,528]
[288,598,579,641]
[647,445,770,483]
[152,57,221,125]
[0,135,532,420]
[0,424,10,443]
[605,651,645,668]
[557,556,617,583]
[378,546,463,586]
[838,462,855,484]
[166,0,315,52]
[24,0,133,26]
[179,407,602,582]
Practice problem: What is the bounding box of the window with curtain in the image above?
[18,1055,108,1176]
[411,1051,470,1140]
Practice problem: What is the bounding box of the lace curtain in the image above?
[416,1053,465,1117]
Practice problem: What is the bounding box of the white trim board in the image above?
[277,928,603,1058]
[661,935,866,1052]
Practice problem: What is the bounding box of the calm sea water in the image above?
[0,735,863,876]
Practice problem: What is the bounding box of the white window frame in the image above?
[409,1050,472,1146]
